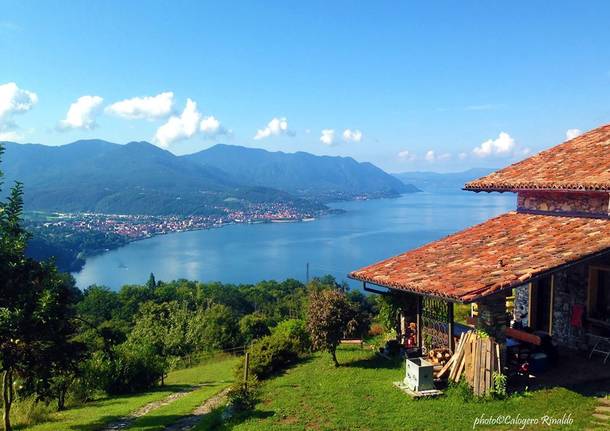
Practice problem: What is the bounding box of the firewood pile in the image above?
[436,331,502,396]
[427,348,452,366]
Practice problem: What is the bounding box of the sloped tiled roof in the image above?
[349,212,610,302]
[465,123,610,192]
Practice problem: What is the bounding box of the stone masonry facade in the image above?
[512,255,610,350]
[517,191,610,217]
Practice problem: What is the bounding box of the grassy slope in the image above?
[24,355,238,431]
[125,356,239,431]
[223,346,598,431]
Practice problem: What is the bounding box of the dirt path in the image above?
[162,387,231,431]
[101,385,203,431]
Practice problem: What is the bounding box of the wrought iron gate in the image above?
[421,297,450,354]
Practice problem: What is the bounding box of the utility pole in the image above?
[306,262,310,283]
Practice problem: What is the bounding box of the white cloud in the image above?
[473,132,516,157]
[0,82,38,120]
[58,95,104,130]
[154,98,201,147]
[458,152,468,160]
[566,128,582,140]
[342,128,362,142]
[106,92,173,120]
[200,115,228,137]
[424,150,451,162]
[320,129,335,146]
[397,150,416,161]
[254,117,291,140]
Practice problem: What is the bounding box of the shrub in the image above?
[272,319,310,353]
[10,397,52,428]
[226,380,259,412]
[83,342,163,395]
[491,372,508,399]
[245,333,300,379]
[368,323,384,337]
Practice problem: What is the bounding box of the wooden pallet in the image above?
[442,330,502,397]
[393,381,444,398]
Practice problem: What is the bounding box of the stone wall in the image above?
[517,191,610,217]
[476,292,510,342]
[514,285,529,326]
[551,266,588,350]
[510,258,610,350]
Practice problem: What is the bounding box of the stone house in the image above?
[349,123,610,354]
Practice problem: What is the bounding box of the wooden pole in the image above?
[416,295,423,349]
[243,352,250,391]
[448,302,455,352]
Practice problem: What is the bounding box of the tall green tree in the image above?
[0,145,81,430]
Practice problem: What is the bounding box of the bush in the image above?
[226,380,259,412]
[272,319,310,353]
[83,342,164,395]
[10,397,52,428]
[368,323,384,337]
[238,332,302,379]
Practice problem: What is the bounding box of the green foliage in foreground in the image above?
[221,346,599,431]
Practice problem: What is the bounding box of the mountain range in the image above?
[185,144,418,200]
[0,140,415,215]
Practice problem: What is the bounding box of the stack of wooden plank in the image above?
[436,331,502,397]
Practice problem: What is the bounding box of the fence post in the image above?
[243,352,250,391]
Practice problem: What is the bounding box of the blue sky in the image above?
[2,1,610,172]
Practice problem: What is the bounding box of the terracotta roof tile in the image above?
[465,123,610,192]
[349,212,610,302]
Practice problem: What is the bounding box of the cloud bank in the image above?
[154,98,201,147]
[320,129,335,146]
[0,82,38,120]
[342,128,362,142]
[254,117,291,140]
[58,95,104,130]
[106,92,174,120]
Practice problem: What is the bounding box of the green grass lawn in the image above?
[20,354,239,431]
[124,355,239,431]
[218,346,602,431]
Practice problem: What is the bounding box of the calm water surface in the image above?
[73,192,516,290]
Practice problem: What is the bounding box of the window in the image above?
[589,266,610,321]
[529,275,554,334]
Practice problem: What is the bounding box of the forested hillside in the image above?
[2,140,319,215]
[185,144,419,201]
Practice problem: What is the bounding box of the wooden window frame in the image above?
[528,274,555,335]
[588,265,610,321]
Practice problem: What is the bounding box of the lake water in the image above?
[73,191,516,290]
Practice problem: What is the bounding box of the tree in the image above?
[190,304,241,351]
[0,145,81,429]
[239,313,270,345]
[306,288,357,366]
[146,272,157,290]
[77,285,121,326]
